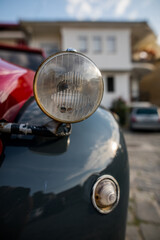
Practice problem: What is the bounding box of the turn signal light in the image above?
[92,175,120,214]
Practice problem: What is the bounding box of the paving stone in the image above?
[127,209,135,224]
[155,191,160,206]
[134,190,155,201]
[124,131,160,240]
[134,177,160,192]
[128,199,135,211]
[140,223,160,240]
[125,226,142,240]
[136,200,160,223]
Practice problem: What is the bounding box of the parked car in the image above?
[0,43,45,71]
[130,106,160,130]
[0,49,129,240]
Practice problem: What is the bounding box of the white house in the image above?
[20,21,158,108]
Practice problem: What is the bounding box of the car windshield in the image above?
[136,108,158,115]
[0,49,44,71]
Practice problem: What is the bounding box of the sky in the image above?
[0,0,160,43]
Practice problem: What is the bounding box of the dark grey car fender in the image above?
[0,101,129,240]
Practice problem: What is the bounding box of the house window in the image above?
[107,36,116,53]
[40,43,59,57]
[93,36,101,53]
[106,76,114,92]
[79,36,87,53]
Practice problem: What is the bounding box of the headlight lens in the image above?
[34,52,103,123]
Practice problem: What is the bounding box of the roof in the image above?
[0,23,20,30]
[0,43,45,56]
[20,20,156,48]
[20,20,152,28]
[20,20,155,33]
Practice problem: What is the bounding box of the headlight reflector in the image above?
[34,52,103,123]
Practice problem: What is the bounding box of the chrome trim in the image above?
[66,48,77,52]
[0,122,72,137]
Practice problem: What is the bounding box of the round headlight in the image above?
[34,51,103,123]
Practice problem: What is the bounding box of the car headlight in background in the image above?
[34,51,104,123]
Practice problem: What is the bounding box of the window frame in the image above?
[93,36,102,53]
[106,36,116,54]
[78,36,88,53]
[106,76,115,92]
[40,42,59,57]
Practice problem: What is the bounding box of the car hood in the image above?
[0,99,129,240]
[1,99,121,194]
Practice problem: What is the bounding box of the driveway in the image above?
[124,130,160,240]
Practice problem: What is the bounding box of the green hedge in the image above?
[110,97,129,126]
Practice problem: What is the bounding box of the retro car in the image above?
[0,43,45,71]
[0,49,129,240]
[130,106,160,131]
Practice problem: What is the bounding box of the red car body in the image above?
[0,59,35,122]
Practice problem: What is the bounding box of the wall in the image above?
[28,33,61,56]
[27,26,131,108]
[101,72,130,108]
[61,28,132,70]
